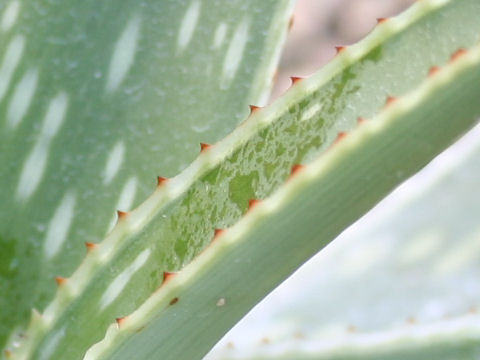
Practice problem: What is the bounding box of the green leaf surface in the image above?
[6,0,480,359]
[0,0,294,350]
[86,39,480,360]
[206,123,480,360]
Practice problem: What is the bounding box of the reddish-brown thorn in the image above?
[55,276,67,286]
[334,132,347,145]
[385,96,397,107]
[406,316,416,324]
[214,228,225,240]
[249,105,261,114]
[248,199,261,211]
[450,48,467,62]
[117,210,128,219]
[357,117,367,125]
[469,306,477,314]
[288,15,294,31]
[85,242,97,252]
[169,297,179,305]
[116,317,127,328]
[200,143,211,152]
[376,17,388,24]
[290,76,303,85]
[289,164,305,178]
[163,271,176,284]
[157,176,168,186]
[428,66,440,77]
[335,46,346,55]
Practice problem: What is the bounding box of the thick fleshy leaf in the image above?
[0,0,294,349]
[206,123,480,360]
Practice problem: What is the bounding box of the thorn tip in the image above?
[55,276,67,286]
[200,143,211,152]
[214,228,225,239]
[335,46,346,55]
[85,242,97,252]
[157,176,168,186]
[248,199,261,211]
[334,132,347,145]
[290,76,303,85]
[116,317,127,328]
[428,66,440,77]
[117,210,128,219]
[290,164,305,178]
[163,271,176,284]
[450,49,467,62]
[249,105,261,114]
[385,96,397,106]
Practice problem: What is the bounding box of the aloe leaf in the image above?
[207,315,480,360]
[206,124,480,359]
[6,0,480,359]
[0,0,295,349]
[84,40,480,360]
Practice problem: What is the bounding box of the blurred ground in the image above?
[272,0,415,99]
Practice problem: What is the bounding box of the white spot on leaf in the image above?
[41,92,69,138]
[106,15,141,93]
[213,22,227,49]
[221,19,250,88]
[103,141,126,184]
[100,249,151,310]
[16,92,69,200]
[0,35,25,102]
[116,177,138,211]
[7,68,38,129]
[44,192,76,259]
[16,142,47,200]
[177,0,201,52]
[1,0,21,32]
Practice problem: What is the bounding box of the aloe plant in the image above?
[1,0,480,359]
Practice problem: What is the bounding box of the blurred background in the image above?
[205,0,480,358]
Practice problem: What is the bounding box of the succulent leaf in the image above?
[0,0,295,351]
